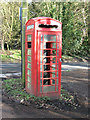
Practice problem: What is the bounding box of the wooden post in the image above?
[21,1,28,86]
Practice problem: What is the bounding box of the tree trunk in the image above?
[2,40,4,50]
[7,43,9,50]
[2,35,4,50]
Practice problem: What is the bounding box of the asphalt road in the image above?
[0,62,89,118]
[0,62,89,74]
[0,63,21,74]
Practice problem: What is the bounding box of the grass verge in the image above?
[1,50,21,63]
[2,78,81,110]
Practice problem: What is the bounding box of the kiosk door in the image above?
[37,32,61,96]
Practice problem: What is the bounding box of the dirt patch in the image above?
[2,95,88,119]
[2,88,88,118]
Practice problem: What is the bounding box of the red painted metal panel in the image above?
[37,32,61,97]
[25,17,62,98]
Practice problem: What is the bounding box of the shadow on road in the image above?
[61,69,88,117]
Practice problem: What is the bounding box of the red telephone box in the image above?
[25,17,62,98]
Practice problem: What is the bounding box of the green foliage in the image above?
[0,2,21,50]
[0,2,89,57]
[28,2,89,57]
[3,78,31,100]
[2,78,51,102]
[1,50,21,62]
[62,2,89,56]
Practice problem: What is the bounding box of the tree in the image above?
[28,2,89,56]
[0,1,89,56]
[0,2,21,50]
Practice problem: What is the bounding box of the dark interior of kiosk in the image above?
[28,42,32,48]
[39,24,58,86]
[43,42,56,85]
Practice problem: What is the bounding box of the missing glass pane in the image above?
[28,42,32,48]
[43,79,50,85]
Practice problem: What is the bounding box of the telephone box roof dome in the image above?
[30,17,62,24]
